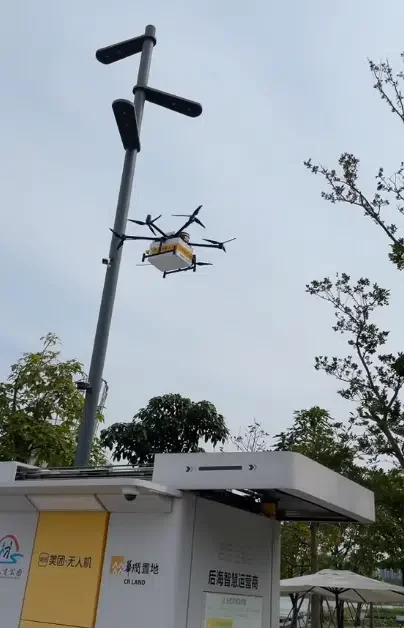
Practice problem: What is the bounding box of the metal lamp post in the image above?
[74,25,202,467]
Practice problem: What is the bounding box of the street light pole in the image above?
[74,25,202,467]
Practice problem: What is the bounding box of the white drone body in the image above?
[145,232,193,273]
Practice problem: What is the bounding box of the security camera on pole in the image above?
[74,25,203,467]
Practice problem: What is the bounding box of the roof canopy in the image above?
[153,452,375,523]
[280,570,404,604]
[0,461,178,513]
[0,451,375,523]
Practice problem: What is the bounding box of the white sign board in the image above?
[186,497,272,628]
[95,504,194,628]
[0,512,38,627]
[204,592,263,628]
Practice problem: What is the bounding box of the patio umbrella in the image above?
[280,569,404,628]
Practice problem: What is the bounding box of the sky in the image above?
[2,0,404,442]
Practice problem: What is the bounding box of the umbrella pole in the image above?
[290,593,299,628]
[335,593,344,628]
[369,603,374,628]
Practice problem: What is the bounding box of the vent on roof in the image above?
[15,464,154,482]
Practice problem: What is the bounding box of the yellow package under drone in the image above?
[146,236,193,272]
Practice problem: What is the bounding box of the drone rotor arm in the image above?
[173,205,204,236]
[188,241,221,249]
[128,215,166,238]
[123,235,160,242]
[149,224,168,239]
[127,219,146,226]
[109,228,123,238]
[201,237,236,252]
[173,217,194,237]
[146,214,164,237]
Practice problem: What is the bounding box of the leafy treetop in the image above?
[100,393,229,465]
[305,55,404,270]
[306,273,404,468]
[0,333,106,467]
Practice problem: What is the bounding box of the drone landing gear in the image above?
[142,249,166,262]
[163,260,212,279]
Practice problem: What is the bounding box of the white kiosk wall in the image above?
[95,494,196,628]
[95,495,279,628]
[0,512,38,628]
[187,498,279,628]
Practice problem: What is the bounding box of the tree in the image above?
[358,468,404,583]
[274,407,372,628]
[306,273,404,469]
[305,55,404,271]
[306,274,404,580]
[100,393,229,465]
[274,406,359,474]
[280,521,313,578]
[0,333,106,467]
[274,407,364,581]
[302,49,404,594]
[231,419,269,452]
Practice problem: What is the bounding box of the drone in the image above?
[105,205,235,278]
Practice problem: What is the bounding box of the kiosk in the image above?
[0,451,375,628]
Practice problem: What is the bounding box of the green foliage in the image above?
[302,50,404,579]
[365,468,404,575]
[0,333,106,467]
[274,407,378,577]
[282,515,382,577]
[304,55,404,271]
[280,521,312,578]
[305,276,404,576]
[306,273,404,468]
[363,607,404,628]
[274,406,359,476]
[100,393,229,465]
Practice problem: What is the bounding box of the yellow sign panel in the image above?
[21,511,109,628]
[21,623,73,628]
[207,619,233,628]
[149,242,193,260]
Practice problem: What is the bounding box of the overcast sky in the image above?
[2,0,404,441]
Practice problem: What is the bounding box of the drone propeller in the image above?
[172,205,205,229]
[195,261,213,266]
[128,214,162,236]
[110,229,126,249]
[202,237,236,252]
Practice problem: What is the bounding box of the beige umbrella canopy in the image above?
[281,570,404,628]
[281,569,404,604]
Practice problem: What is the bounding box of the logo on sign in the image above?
[110,555,125,575]
[109,555,159,586]
[37,552,92,569]
[0,534,24,579]
[0,534,24,565]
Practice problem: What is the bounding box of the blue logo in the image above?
[0,534,24,565]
